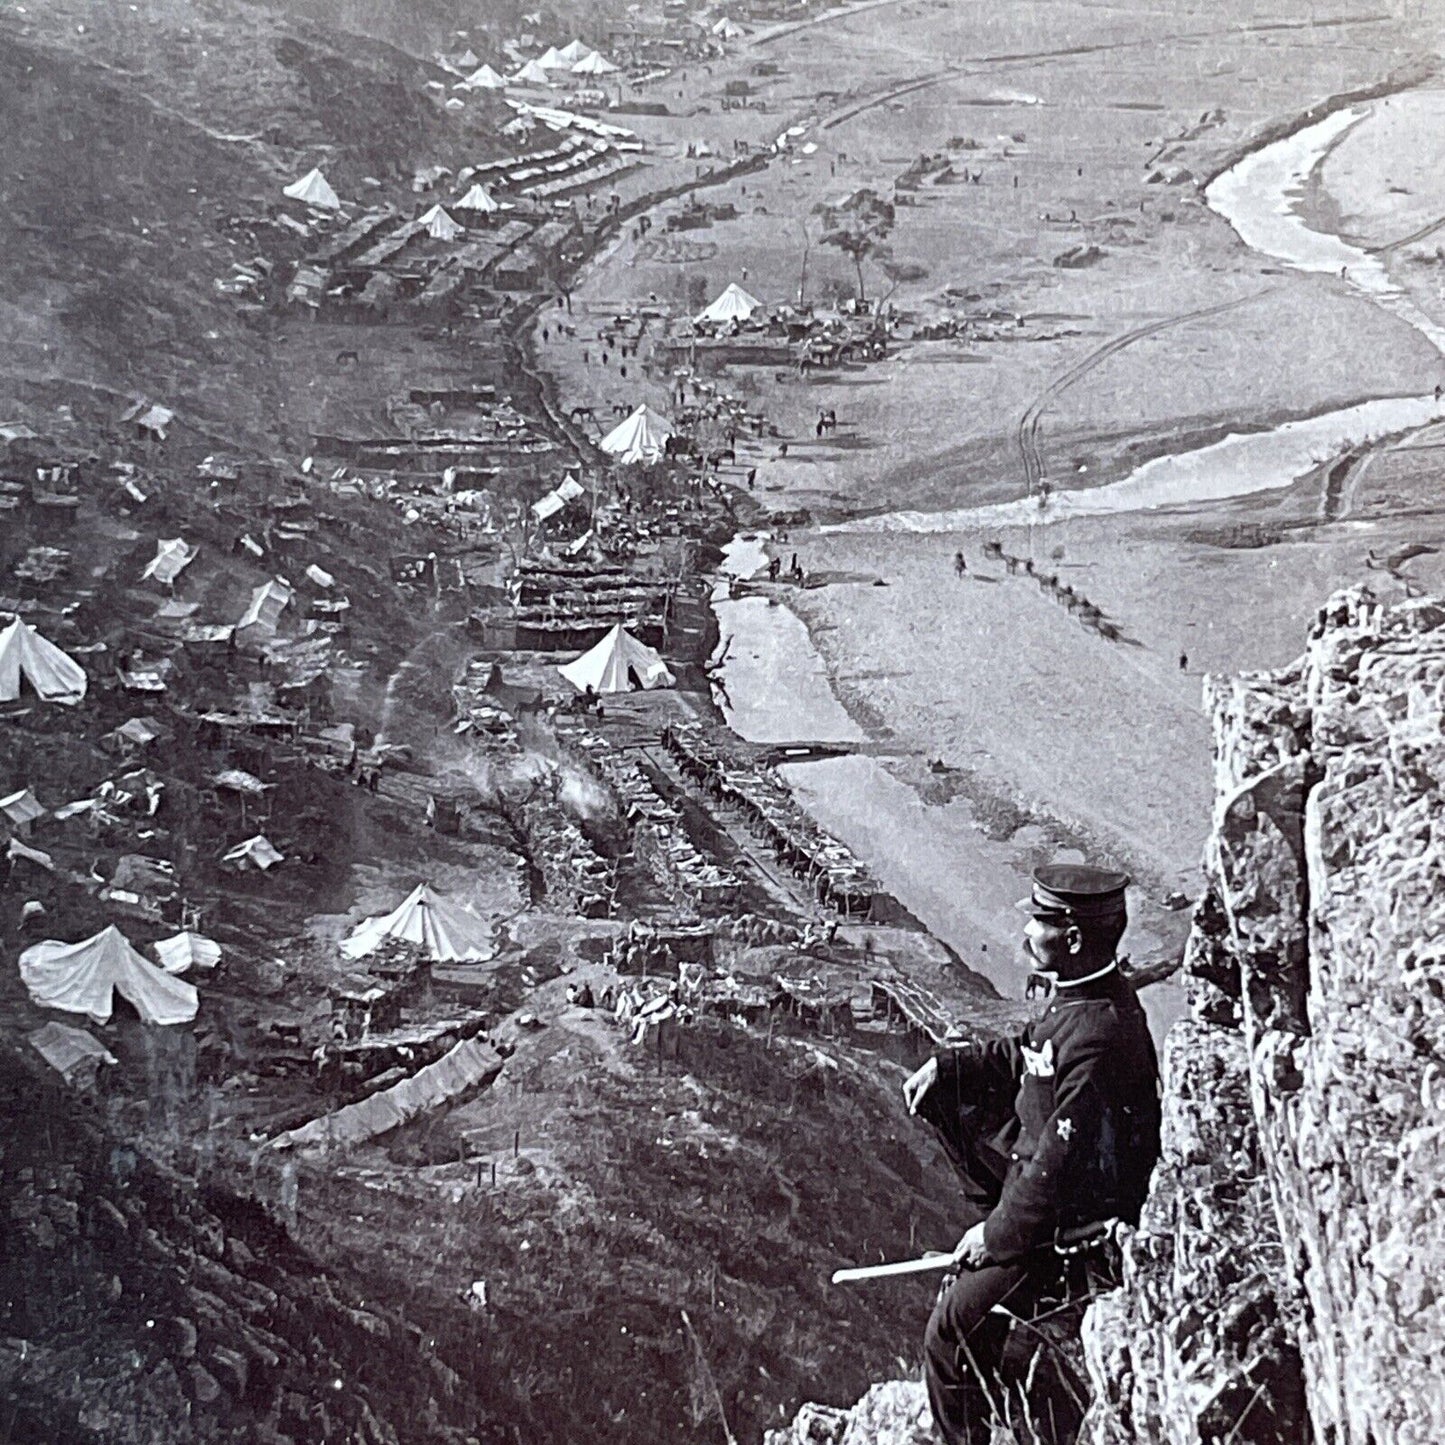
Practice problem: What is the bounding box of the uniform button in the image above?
[1010,1153,1018,1161]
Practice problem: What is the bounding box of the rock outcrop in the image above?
[1083,590,1445,1445]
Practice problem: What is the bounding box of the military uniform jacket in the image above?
[931,969,1161,1262]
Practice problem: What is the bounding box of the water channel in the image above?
[710,94,1442,1010]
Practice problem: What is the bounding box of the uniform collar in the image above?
[1053,959,1118,990]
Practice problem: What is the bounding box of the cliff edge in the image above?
[772,589,1445,1444]
[1084,588,1445,1445]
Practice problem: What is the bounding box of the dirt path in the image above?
[1016,288,1275,490]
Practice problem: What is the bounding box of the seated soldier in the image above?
[903,863,1161,1445]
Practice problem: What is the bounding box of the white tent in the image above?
[153,932,222,975]
[238,579,292,635]
[0,788,46,828]
[537,45,571,69]
[342,883,497,963]
[558,623,675,694]
[19,925,199,1026]
[142,538,197,586]
[556,38,595,62]
[696,281,762,324]
[599,404,672,465]
[456,182,500,214]
[222,835,284,871]
[418,204,465,241]
[512,58,554,85]
[283,168,341,211]
[531,474,587,521]
[28,1021,117,1084]
[571,51,618,75]
[455,48,480,70]
[462,63,508,89]
[0,619,88,706]
[712,16,744,37]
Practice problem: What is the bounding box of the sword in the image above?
[831,1251,956,1285]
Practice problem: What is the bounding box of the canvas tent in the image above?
[418,204,465,241]
[696,281,762,324]
[342,883,496,963]
[712,16,744,37]
[599,404,672,465]
[222,835,284,871]
[238,579,292,635]
[462,63,508,89]
[0,618,88,705]
[571,51,618,75]
[270,1035,503,1153]
[537,45,570,69]
[512,59,553,85]
[19,925,199,1026]
[531,474,587,521]
[558,623,675,694]
[556,38,595,62]
[454,48,480,70]
[283,168,341,211]
[142,538,198,586]
[154,932,222,975]
[28,1022,117,1086]
[456,182,500,214]
[0,788,45,830]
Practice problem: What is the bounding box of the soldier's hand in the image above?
[951,1222,989,1270]
[902,1057,938,1115]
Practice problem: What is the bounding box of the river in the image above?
[712,91,1442,1010]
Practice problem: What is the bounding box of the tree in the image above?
[820,189,895,305]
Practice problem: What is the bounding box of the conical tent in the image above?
[418,204,465,241]
[455,48,480,70]
[558,624,676,694]
[0,619,88,705]
[571,51,618,75]
[282,168,341,211]
[556,38,594,62]
[537,45,570,69]
[512,58,553,85]
[696,281,762,323]
[342,883,497,963]
[456,182,500,213]
[19,925,199,1026]
[463,63,508,89]
[599,404,672,464]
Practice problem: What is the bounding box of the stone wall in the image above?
[1083,590,1445,1445]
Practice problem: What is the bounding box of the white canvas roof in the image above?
[556,38,594,62]
[571,51,618,75]
[0,619,88,706]
[712,16,743,37]
[19,925,199,1026]
[238,579,292,634]
[418,204,465,241]
[558,623,675,694]
[512,58,553,85]
[455,48,480,69]
[222,835,284,871]
[696,281,762,323]
[270,1035,503,1153]
[456,182,500,213]
[462,63,508,89]
[342,883,497,963]
[531,473,587,520]
[1,788,45,826]
[283,167,341,211]
[28,1022,117,1083]
[153,932,222,975]
[537,45,570,69]
[599,404,672,464]
[142,538,197,586]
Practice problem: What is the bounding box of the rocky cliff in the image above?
[1083,588,1445,1445]
[772,590,1445,1445]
